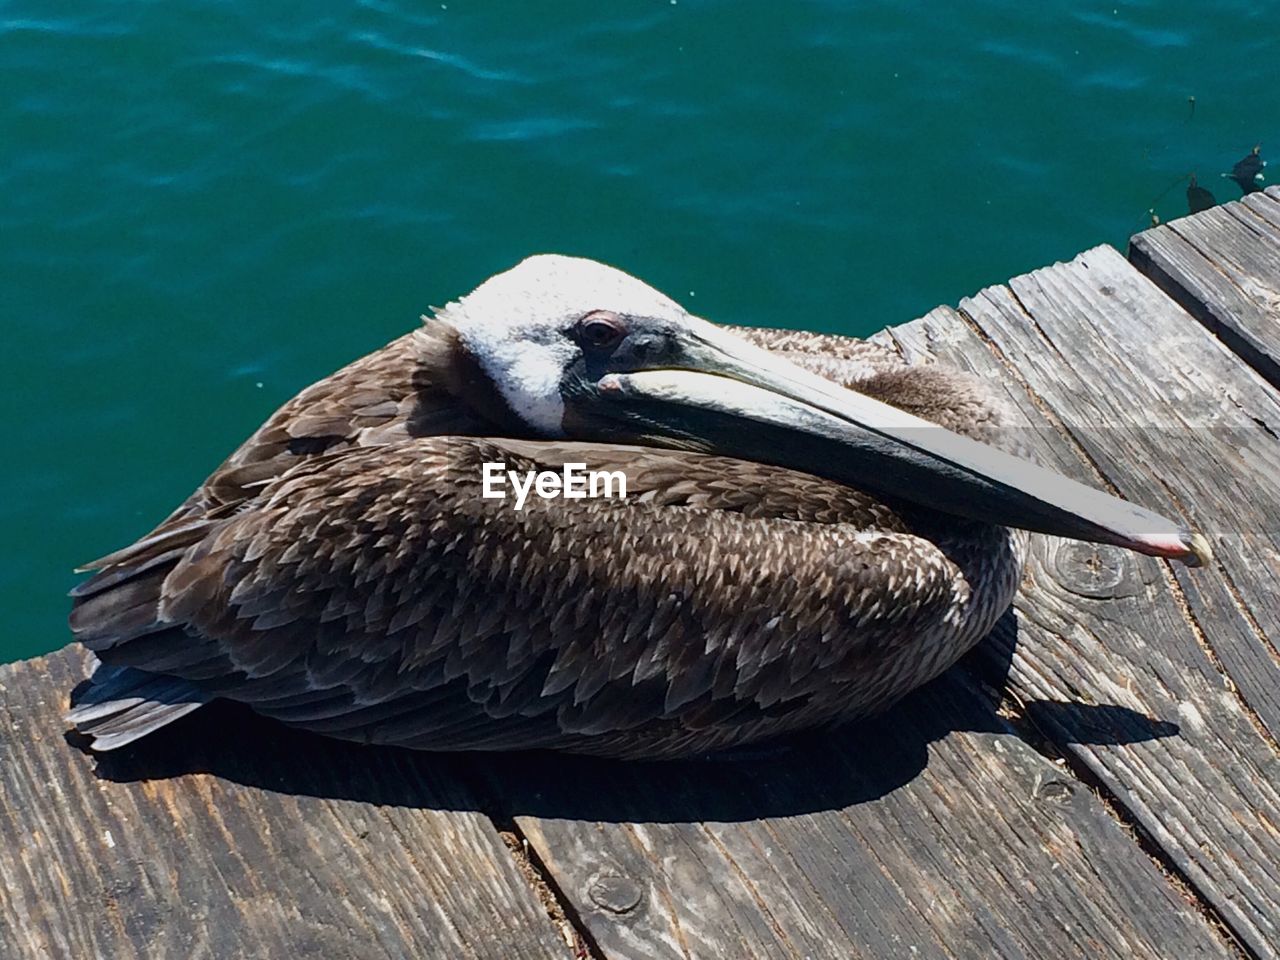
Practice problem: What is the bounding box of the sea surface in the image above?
[2,1,1274,663]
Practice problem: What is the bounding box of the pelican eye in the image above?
[577,311,626,351]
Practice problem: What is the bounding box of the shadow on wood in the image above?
[67,616,1178,824]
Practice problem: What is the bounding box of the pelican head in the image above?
[437,254,1209,565]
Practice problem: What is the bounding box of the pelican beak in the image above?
[595,319,1211,566]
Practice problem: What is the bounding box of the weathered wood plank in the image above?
[1237,191,1280,243]
[968,247,1280,740]
[489,634,1234,959]
[0,647,572,960]
[9,237,1280,960]
[9,652,1236,960]
[1129,191,1280,387]
[884,246,1280,957]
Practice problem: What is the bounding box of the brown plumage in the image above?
[67,255,1204,758]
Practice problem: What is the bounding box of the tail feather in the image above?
[69,543,187,599]
[67,659,210,751]
[68,567,173,649]
[72,518,213,585]
[70,517,218,614]
[68,517,222,750]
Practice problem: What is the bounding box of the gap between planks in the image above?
[947,293,1279,759]
[986,680,1250,958]
[895,269,1280,948]
[494,816,604,960]
[885,308,1259,957]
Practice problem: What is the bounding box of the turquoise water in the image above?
[2,1,1274,663]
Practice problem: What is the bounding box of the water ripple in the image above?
[1073,9,1191,49]
[351,28,530,84]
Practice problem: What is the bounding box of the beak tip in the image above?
[1180,530,1214,568]
[1127,527,1213,567]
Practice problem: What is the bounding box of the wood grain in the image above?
[2,644,1239,958]
[0,647,572,960]
[485,636,1235,960]
[885,247,1280,957]
[1129,190,1280,388]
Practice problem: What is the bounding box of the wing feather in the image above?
[68,324,1012,756]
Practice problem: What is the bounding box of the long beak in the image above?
[596,319,1210,566]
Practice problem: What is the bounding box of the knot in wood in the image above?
[1035,777,1076,804]
[588,872,643,915]
[1038,538,1136,599]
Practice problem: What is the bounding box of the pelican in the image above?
[67,255,1209,759]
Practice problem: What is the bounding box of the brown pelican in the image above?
[67,255,1210,759]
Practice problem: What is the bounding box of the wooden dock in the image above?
[3,187,1279,960]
